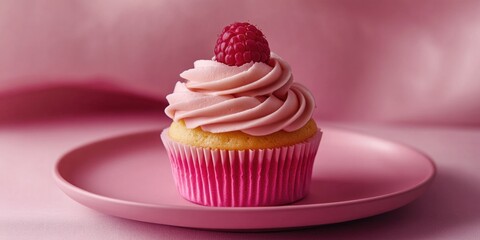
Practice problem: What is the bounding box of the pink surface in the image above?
[160,130,322,207]
[1,115,480,239]
[54,127,433,229]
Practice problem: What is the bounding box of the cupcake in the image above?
[161,22,322,207]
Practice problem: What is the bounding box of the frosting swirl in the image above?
[165,53,315,136]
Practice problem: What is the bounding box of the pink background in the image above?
[2,0,480,124]
[1,0,480,239]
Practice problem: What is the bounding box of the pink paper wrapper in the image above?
[160,130,322,207]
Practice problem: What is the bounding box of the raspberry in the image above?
[214,22,270,66]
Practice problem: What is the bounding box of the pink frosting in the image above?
[165,53,315,136]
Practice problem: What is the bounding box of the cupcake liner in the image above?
[160,130,322,207]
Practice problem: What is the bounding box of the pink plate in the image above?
[53,127,435,230]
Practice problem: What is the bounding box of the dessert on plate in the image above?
[161,22,322,207]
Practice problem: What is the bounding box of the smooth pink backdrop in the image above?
[2,0,480,124]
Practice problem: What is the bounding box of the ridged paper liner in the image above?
[160,130,322,207]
